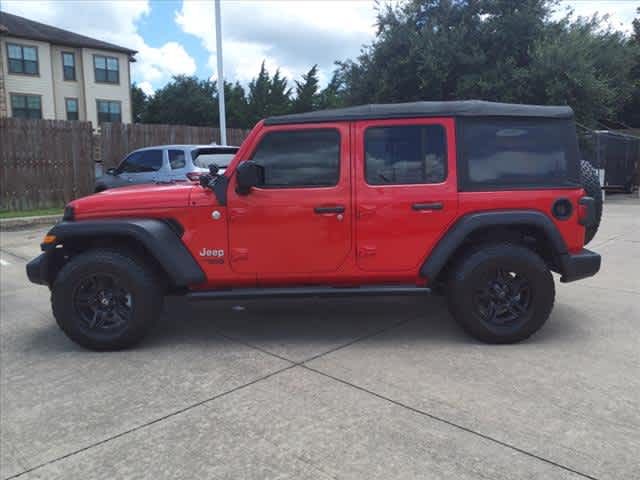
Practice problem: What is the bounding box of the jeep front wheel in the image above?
[447,243,555,344]
[52,249,163,350]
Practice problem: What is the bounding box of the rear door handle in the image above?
[314,206,345,214]
[412,202,443,211]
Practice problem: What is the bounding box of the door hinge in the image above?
[231,248,249,262]
[229,208,249,223]
[358,246,376,257]
[358,205,376,218]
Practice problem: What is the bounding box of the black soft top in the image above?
[264,100,574,125]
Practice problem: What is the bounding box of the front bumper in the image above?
[26,253,49,285]
[558,249,601,283]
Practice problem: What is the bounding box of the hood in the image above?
[70,183,196,218]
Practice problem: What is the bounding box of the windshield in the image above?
[192,148,238,168]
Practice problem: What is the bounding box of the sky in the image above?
[1,0,637,96]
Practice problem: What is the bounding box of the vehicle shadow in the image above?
[146,293,585,352]
[145,294,462,349]
[22,293,587,355]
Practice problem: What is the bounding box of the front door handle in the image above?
[412,202,443,211]
[314,206,345,214]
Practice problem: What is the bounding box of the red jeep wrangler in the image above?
[27,101,602,350]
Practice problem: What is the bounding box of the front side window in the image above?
[169,150,186,169]
[62,52,76,80]
[251,129,340,188]
[10,94,42,119]
[459,118,580,190]
[119,150,163,173]
[365,124,446,185]
[65,98,79,121]
[7,43,38,75]
[94,55,119,83]
[97,100,121,124]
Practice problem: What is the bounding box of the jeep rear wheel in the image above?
[52,249,163,350]
[448,243,555,344]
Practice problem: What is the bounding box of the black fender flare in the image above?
[45,219,205,286]
[420,210,568,281]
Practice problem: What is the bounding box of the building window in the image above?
[94,55,119,83]
[97,100,121,124]
[7,43,39,75]
[62,52,76,80]
[10,94,42,119]
[65,98,79,121]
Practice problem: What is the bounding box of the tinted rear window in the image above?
[459,118,580,190]
[193,153,235,168]
[192,147,237,168]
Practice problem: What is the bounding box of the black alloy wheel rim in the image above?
[73,274,133,332]
[473,268,532,328]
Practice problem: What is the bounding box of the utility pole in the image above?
[215,0,227,145]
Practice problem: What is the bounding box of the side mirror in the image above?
[208,163,220,176]
[199,174,212,188]
[236,161,264,195]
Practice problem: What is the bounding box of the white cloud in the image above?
[136,41,196,83]
[176,0,637,89]
[175,0,380,87]
[137,81,155,96]
[1,0,196,88]
[556,1,637,33]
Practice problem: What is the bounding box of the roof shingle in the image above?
[0,11,136,56]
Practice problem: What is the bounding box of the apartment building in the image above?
[0,12,136,126]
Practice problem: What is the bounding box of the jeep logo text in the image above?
[199,248,225,257]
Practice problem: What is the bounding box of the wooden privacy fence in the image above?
[1,118,94,210]
[0,119,251,211]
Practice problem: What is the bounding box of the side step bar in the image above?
[187,285,431,300]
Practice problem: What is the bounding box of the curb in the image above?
[0,215,61,231]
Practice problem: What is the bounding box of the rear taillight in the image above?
[186,172,202,181]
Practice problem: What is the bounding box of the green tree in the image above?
[222,81,250,129]
[317,72,345,110]
[293,64,320,113]
[247,62,272,125]
[268,69,292,116]
[620,7,640,127]
[130,83,148,123]
[144,75,218,126]
[246,61,292,125]
[330,0,639,127]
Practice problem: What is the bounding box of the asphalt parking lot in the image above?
[1,195,638,480]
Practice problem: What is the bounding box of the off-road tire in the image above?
[580,160,602,245]
[448,243,555,344]
[52,249,163,350]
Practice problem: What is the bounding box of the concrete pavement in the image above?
[1,196,638,479]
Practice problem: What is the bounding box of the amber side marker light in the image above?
[42,235,57,245]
